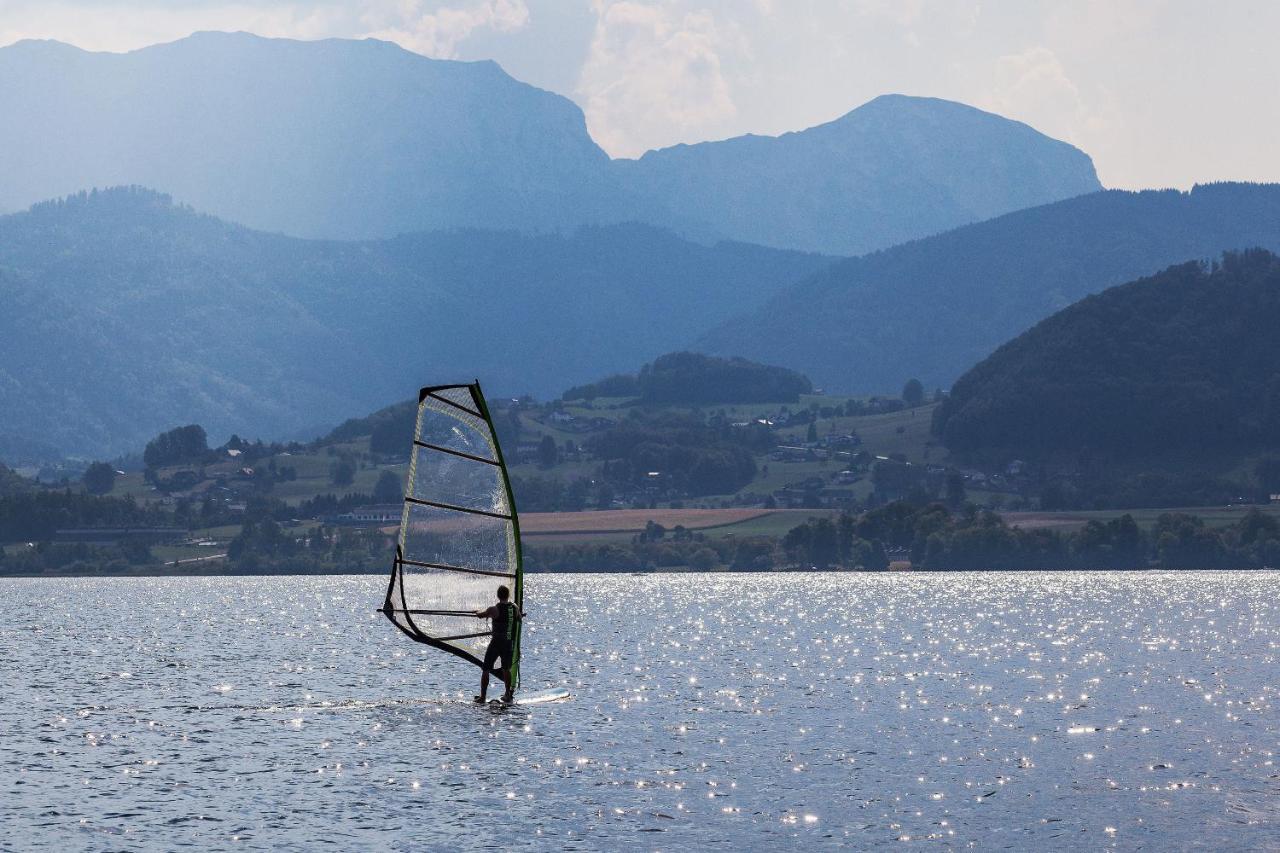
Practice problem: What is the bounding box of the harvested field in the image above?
[1003,504,1280,533]
[521,508,773,536]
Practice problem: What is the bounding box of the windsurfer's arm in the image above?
[474,605,495,619]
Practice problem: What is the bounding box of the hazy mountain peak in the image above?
[616,93,1101,255]
[0,32,613,239]
[0,33,1101,253]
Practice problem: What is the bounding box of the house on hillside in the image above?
[772,445,827,462]
[329,504,402,526]
[819,487,857,506]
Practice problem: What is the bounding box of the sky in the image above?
[1,0,1277,189]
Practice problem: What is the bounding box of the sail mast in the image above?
[472,381,524,689]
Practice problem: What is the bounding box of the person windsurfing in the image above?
[473,585,521,704]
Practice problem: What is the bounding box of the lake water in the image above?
[3,572,1278,850]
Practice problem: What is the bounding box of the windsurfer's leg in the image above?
[500,648,514,701]
[477,642,499,702]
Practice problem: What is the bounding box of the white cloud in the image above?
[360,0,530,59]
[989,46,1083,118]
[979,46,1101,143]
[576,1,737,157]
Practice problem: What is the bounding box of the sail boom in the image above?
[433,630,495,642]
[383,607,486,616]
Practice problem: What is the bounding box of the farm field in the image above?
[1005,504,1280,533]
[519,507,842,544]
[521,508,772,535]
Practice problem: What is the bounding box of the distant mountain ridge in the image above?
[698,183,1280,393]
[616,95,1102,255]
[0,32,1099,255]
[0,187,830,459]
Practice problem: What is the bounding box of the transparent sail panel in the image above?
[418,398,498,462]
[384,383,523,680]
[407,445,507,515]
[399,562,500,660]
[430,386,483,415]
[400,502,513,575]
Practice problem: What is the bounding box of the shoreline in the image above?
[4,565,1278,579]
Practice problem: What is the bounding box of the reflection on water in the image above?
[3,572,1278,849]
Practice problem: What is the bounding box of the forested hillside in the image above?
[933,250,1280,456]
[0,188,829,459]
[562,352,812,404]
[699,183,1280,393]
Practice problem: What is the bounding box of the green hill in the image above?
[932,250,1280,507]
[934,250,1280,455]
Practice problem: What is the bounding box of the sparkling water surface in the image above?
[3,572,1279,850]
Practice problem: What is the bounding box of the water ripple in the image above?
[2,572,1278,849]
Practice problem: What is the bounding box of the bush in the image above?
[690,547,719,571]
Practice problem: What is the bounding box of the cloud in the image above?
[576,1,737,158]
[360,0,530,59]
[981,46,1100,140]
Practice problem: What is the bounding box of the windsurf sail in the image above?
[381,382,523,689]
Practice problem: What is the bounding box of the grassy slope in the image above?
[93,397,1279,557]
[95,396,936,550]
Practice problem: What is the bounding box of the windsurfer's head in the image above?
[497,585,510,601]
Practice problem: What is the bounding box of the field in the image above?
[1006,504,1280,533]
[775,400,943,466]
[520,507,841,544]
[522,508,769,534]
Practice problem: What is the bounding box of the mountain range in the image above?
[698,182,1280,393]
[0,32,1099,255]
[0,187,829,458]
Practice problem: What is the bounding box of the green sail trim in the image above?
[381,381,524,690]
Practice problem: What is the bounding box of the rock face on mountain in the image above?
[0,32,625,239]
[615,94,1102,255]
[697,183,1280,394]
[0,188,829,459]
[0,35,1099,253]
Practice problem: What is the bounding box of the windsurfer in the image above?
[473,585,521,703]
